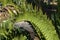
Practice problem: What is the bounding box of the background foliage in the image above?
[0,0,60,40]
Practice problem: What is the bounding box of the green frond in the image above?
[0,0,59,40]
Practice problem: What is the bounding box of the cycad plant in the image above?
[0,0,59,40]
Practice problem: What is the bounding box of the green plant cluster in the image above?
[0,0,59,40]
